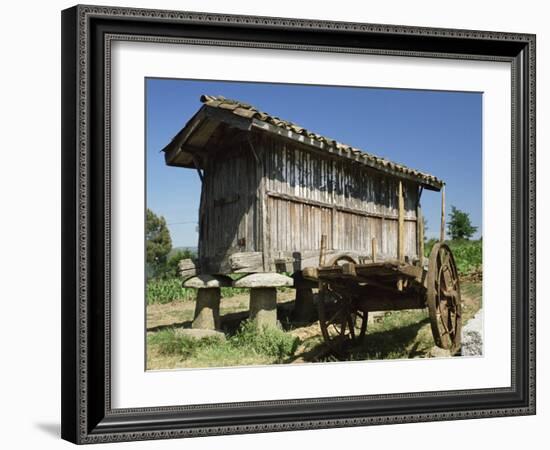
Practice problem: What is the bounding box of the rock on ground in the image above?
[428,346,452,358]
[461,309,483,356]
[175,328,226,341]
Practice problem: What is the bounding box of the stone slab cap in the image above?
[234,273,294,288]
[183,274,233,288]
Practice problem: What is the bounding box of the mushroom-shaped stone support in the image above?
[234,273,293,328]
[183,275,233,330]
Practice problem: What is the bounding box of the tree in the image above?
[447,206,477,240]
[146,209,172,277]
[423,218,428,242]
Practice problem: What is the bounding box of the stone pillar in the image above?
[183,275,232,331]
[193,288,221,330]
[234,273,294,329]
[249,288,277,328]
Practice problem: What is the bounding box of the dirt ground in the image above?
[146,282,482,370]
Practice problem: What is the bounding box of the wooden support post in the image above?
[252,137,270,272]
[371,237,377,263]
[319,234,327,267]
[398,180,404,262]
[417,208,424,264]
[397,181,405,291]
[440,184,446,242]
[331,206,336,250]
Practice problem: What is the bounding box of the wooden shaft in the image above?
[440,184,446,242]
[319,234,327,266]
[398,180,404,261]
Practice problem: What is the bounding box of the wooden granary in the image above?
[163,95,444,276]
[163,96,461,353]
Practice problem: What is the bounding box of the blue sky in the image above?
[146,78,482,248]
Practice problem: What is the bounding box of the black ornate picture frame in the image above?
[61,4,536,444]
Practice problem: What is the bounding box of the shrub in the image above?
[424,239,482,276]
[149,329,223,357]
[229,320,300,361]
[149,321,300,364]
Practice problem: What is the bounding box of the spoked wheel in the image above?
[318,284,368,357]
[427,243,462,353]
[317,255,368,357]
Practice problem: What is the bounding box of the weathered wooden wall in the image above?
[199,139,262,273]
[197,131,421,274]
[260,132,419,269]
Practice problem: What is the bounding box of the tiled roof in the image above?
[200,94,444,188]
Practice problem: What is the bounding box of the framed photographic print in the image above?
[61,4,536,444]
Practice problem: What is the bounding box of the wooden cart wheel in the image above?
[426,243,462,353]
[318,284,368,355]
[318,256,368,356]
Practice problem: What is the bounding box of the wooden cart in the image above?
[303,241,462,356]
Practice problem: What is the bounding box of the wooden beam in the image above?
[440,184,446,242]
[266,190,417,222]
[302,267,319,281]
[229,252,264,272]
[357,295,425,312]
[250,136,270,272]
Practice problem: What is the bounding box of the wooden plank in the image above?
[229,252,264,272]
[372,237,377,263]
[354,261,422,279]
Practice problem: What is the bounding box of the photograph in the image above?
[57,3,536,444]
[145,79,483,370]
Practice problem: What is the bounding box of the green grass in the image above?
[147,276,291,305]
[425,239,482,275]
[146,278,195,305]
[350,310,432,360]
[148,320,300,367]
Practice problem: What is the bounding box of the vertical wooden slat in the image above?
[440,184,446,242]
